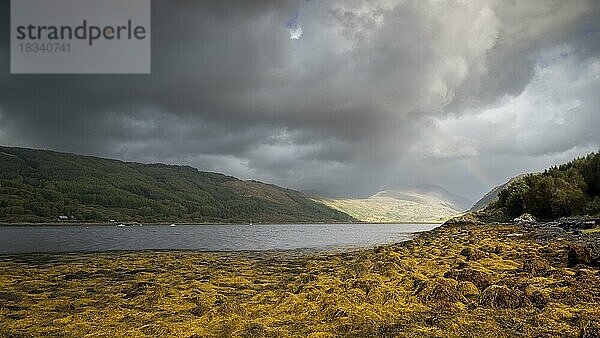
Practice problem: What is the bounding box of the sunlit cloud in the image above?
[284,13,303,40]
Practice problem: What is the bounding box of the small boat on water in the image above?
[170,223,176,227]
[117,224,126,227]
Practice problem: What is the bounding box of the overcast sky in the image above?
[1,0,600,201]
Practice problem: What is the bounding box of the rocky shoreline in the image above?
[1,220,599,337]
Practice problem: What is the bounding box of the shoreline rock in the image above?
[513,213,537,226]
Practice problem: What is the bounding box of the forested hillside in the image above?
[487,152,600,220]
[0,146,355,224]
[469,174,529,212]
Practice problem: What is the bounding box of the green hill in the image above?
[482,152,600,221]
[0,146,356,224]
[469,173,531,212]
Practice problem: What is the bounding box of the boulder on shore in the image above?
[545,217,599,230]
[568,244,599,267]
[513,213,537,226]
[445,214,482,225]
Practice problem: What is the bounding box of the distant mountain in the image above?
[0,146,356,224]
[403,184,472,211]
[316,187,467,223]
[469,174,531,212]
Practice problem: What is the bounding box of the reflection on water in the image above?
[0,223,439,254]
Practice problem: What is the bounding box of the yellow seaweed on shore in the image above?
[1,224,599,337]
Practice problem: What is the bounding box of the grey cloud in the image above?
[1,0,599,200]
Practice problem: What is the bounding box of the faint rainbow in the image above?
[428,121,495,189]
[459,157,495,189]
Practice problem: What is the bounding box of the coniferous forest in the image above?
[0,146,355,224]
[493,152,600,220]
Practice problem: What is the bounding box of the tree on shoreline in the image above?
[495,152,600,220]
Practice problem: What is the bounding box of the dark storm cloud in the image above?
[446,1,600,113]
[1,0,600,200]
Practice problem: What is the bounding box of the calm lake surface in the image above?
[0,223,439,254]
